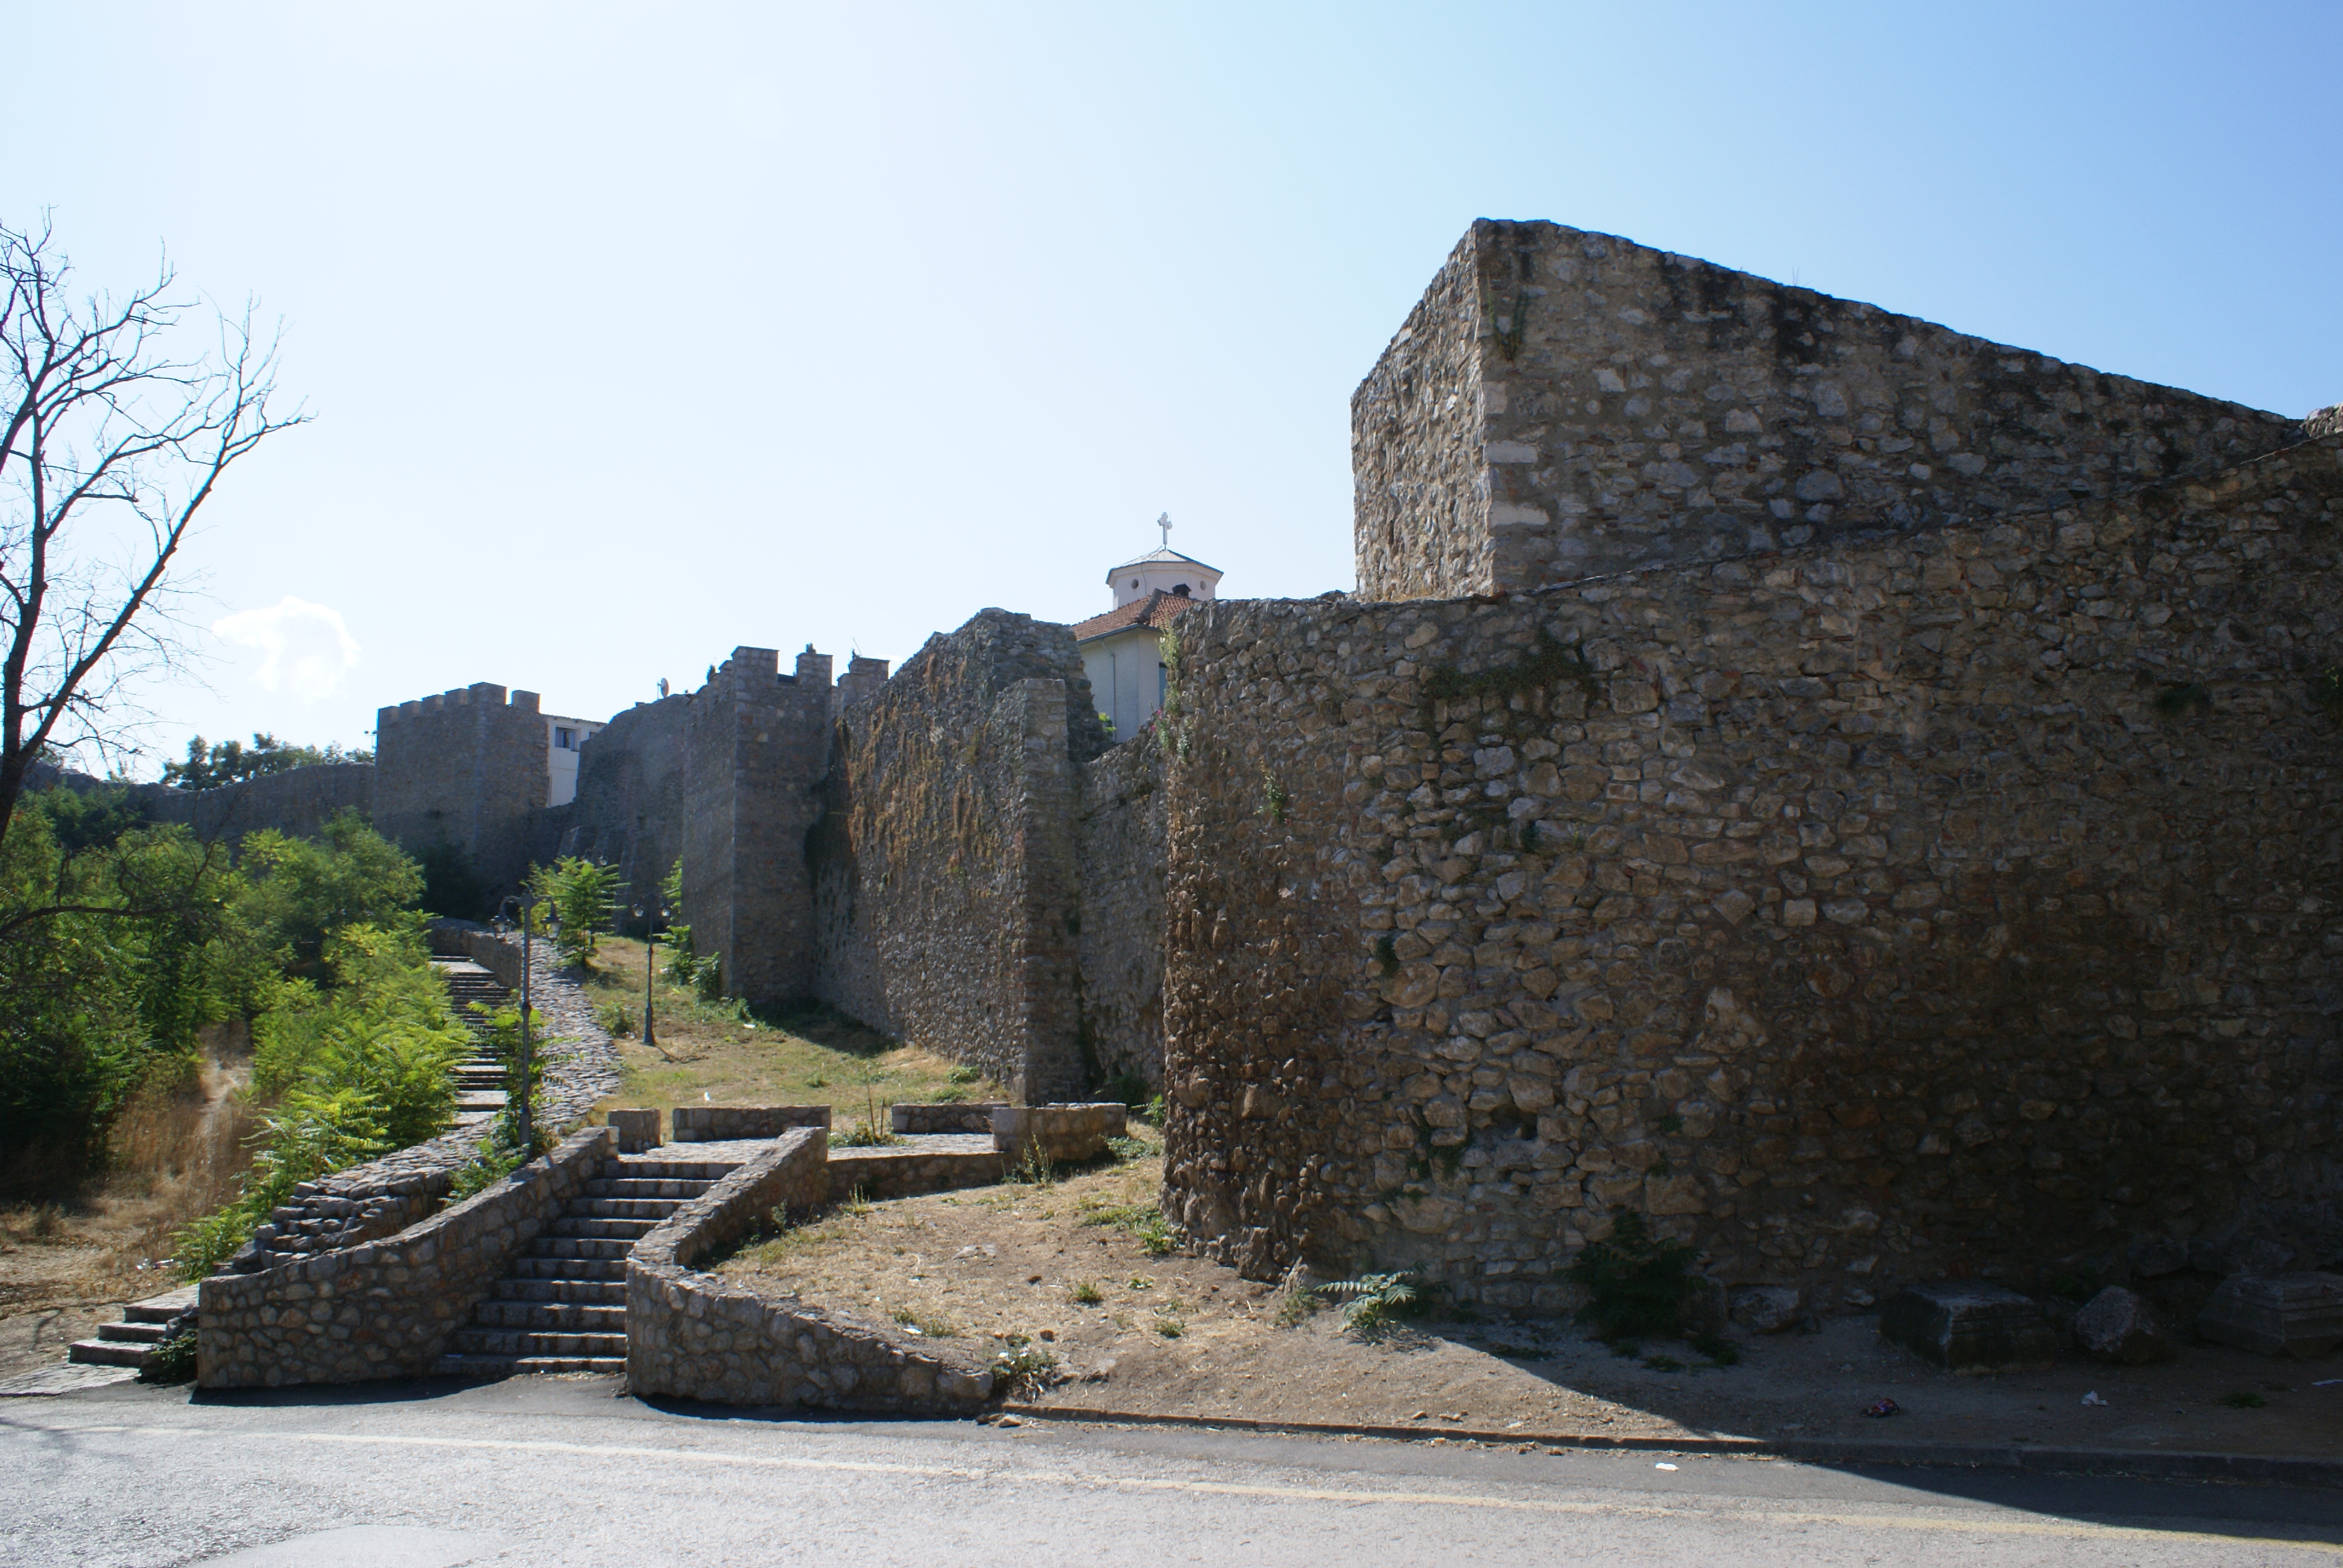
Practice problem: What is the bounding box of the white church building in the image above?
[1071,518,1222,743]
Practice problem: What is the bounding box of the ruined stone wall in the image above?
[679,648,834,1004]
[548,693,690,913]
[134,764,376,846]
[810,610,1107,1102]
[1078,737,1169,1090]
[373,682,549,895]
[1164,434,2343,1305]
[1354,220,2305,601]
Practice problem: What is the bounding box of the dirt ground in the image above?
[0,1050,252,1381]
[582,939,1004,1126]
[716,1142,2342,1457]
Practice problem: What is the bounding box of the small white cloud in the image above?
[212,596,361,701]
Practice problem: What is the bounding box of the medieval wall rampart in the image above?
[134,763,375,845]
[549,693,689,912]
[1355,220,2305,601]
[810,610,1107,1102]
[1078,737,1169,1090]
[1163,434,2343,1304]
[679,648,833,1003]
[373,682,548,895]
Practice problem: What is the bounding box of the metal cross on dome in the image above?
[1156,512,1172,550]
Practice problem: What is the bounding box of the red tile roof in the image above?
[1070,590,1204,642]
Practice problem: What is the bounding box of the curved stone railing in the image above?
[625,1127,995,1411]
[198,1127,615,1388]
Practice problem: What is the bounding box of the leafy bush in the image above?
[445,1104,554,1203]
[140,1331,198,1383]
[526,857,621,967]
[1317,1272,1419,1334]
[991,1343,1058,1395]
[1566,1211,1697,1340]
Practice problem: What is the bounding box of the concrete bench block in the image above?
[1879,1282,2057,1373]
[2197,1272,2343,1357]
[607,1109,661,1153]
[991,1103,1127,1164]
[670,1106,833,1142]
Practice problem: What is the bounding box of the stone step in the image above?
[548,1217,658,1240]
[491,1277,626,1305]
[611,1157,741,1179]
[584,1178,713,1201]
[449,1328,627,1358]
[67,1339,149,1368]
[96,1322,171,1345]
[526,1237,636,1261]
[573,1198,684,1221]
[434,1353,626,1379]
[471,1301,627,1331]
[509,1255,629,1280]
[123,1288,198,1324]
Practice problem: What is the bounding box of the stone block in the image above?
[608,1108,661,1153]
[1878,1283,2057,1373]
[892,1102,1006,1135]
[2072,1286,2176,1364]
[991,1103,1126,1164]
[2196,1272,2343,1358]
[1730,1285,1804,1334]
[671,1106,831,1142]
[2137,1237,2183,1284]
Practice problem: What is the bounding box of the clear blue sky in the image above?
[8,1,2338,772]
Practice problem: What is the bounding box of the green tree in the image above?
[526,856,621,967]
[161,733,372,791]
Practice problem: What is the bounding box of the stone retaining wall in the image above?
[828,1141,1009,1201]
[672,1106,833,1141]
[1161,433,2343,1301]
[627,1128,994,1409]
[198,1128,615,1388]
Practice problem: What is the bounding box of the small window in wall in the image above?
[1172,583,1190,596]
[555,727,575,749]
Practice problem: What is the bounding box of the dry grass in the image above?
[0,1045,257,1378]
[582,938,1003,1118]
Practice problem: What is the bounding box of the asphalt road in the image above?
[6,1376,2339,1567]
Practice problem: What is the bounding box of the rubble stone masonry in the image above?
[1078,737,1170,1089]
[1162,433,2343,1305]
[680,648,834,1004]
[374,682,549,895]
[811,610,1107,1102]
[1354,220,2304,601]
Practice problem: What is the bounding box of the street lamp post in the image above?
[634,903,659,1053]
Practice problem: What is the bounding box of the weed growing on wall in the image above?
[1259,766,1289,825]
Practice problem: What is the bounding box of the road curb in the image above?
[995,1403,2343,1488]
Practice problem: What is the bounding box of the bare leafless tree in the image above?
[0,217,306,840]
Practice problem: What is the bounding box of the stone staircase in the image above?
[67,1285,197,1370]
[433,1154,738,1377]
[433,957,513,1120]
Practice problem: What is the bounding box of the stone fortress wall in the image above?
[1077,735,1171,1091]
[135,762,376,844]
[808,610,1107,1103]
[373,682,550,895]
[1355,220,2305,601]
[546,692,691,913]
[679,647,837,1002]
[1157,221,2343,1304]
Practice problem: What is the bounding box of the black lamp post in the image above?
[634,902,660,1053]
